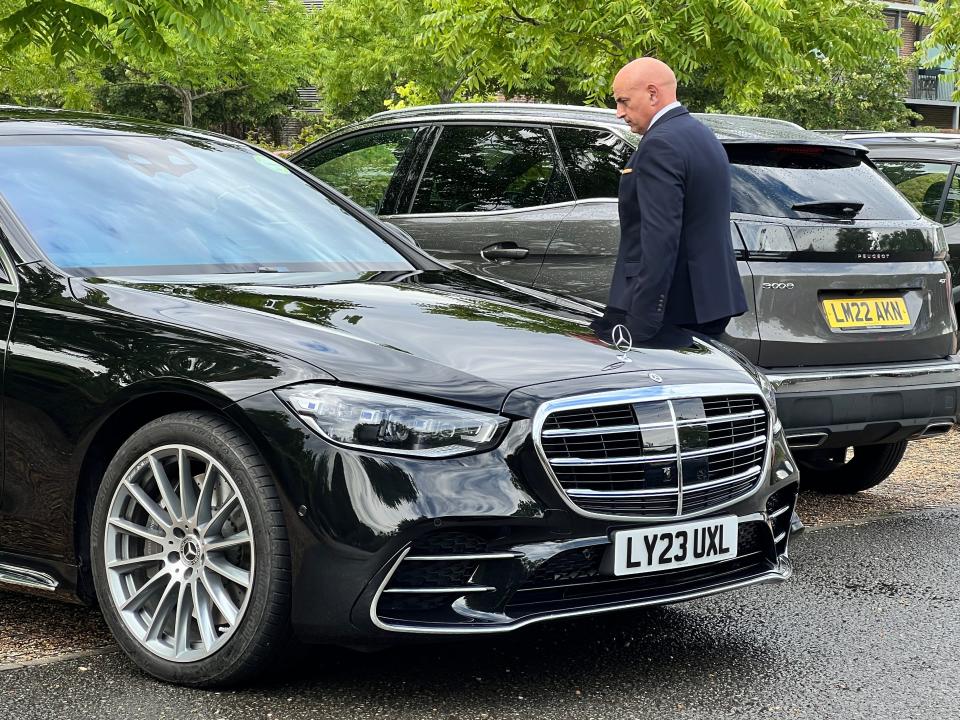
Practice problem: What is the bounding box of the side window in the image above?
[940,166,960,225]
[553,127,633,199]
[874,160,951,221]
[298,128,418,213]
[411,125,571,213]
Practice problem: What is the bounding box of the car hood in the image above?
[74,270,750,414]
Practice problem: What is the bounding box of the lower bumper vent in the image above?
[373,517,787,631]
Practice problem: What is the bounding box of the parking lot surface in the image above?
[2,503,958,718]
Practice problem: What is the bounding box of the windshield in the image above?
[0,134,414,276]
[725,144,920,221]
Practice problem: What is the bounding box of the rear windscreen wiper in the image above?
[791,201,865,218]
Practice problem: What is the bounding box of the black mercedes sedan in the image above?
[0,107,798,687]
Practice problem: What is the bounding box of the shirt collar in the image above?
[647,101,681,132]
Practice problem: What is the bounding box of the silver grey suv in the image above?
[291,103,960,493]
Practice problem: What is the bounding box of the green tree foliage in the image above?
[752,55,921,130]
[1,1,313,133]
[0,0,246,64]
[411,0,898,107]
[313,0,515,120]
[107,0,314,127]
[0,0,101,106]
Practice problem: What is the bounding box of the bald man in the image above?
[592,58,747,342]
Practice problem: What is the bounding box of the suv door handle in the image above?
[481,242,529,261]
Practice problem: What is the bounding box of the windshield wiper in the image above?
[791,201,864,218]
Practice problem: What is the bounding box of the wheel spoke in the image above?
[205,553,250,588]
[201,568,239,626]
[107,551,167,573]
[193,465,219,526]
[149,454,182,522]
[122,568,171,613]
[125,482,173,531]
[204,531,251,553]
[178,449,198,524]
[202,494,240,538]
[108,517,165,543]
[173,581,193,656]
[144,575,180,642]
[191,579,218,651]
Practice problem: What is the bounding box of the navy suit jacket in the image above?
[603,105,747,340]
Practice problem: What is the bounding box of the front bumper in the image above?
[765,358,960,449]
[236,388,799,642]
[367,505,794,635]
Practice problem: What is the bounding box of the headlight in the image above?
[757,372,782,433]
[276,385,509,458]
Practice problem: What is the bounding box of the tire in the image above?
[90,411,290,687]
[795,440,908,494]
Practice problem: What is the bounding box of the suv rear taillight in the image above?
[934,226,949,261]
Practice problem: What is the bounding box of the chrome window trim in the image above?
[336,114,634,144]
[389,199,580,220]
[531,383,774,523]
[368,102,623,121]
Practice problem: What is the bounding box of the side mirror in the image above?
[383,221,420,249]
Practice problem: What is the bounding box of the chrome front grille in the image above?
[535,385,770,519]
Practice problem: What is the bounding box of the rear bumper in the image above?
[764,358,960,449]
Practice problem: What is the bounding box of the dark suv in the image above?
[291,104,960,494]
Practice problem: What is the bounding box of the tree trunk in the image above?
[163,85,195,127]
[182,92,194,128]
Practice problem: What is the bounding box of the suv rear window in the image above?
[726,145,919,221]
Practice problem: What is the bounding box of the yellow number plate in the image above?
[822,297,911,329]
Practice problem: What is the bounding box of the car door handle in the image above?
[481,243,529,261]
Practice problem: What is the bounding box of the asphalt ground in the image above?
[1,508,958,719]
[1,434,959,718]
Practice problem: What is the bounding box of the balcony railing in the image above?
[906,68,957,102]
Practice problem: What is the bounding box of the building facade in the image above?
[885,1,960,129]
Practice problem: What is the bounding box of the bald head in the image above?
[613,58,678,134]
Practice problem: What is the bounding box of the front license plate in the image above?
[822,297,911,329]
[611,516,739,576]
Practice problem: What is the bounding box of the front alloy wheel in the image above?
[104,444,253,662]
[91,412,290,686]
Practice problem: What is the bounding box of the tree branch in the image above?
[192,84,250,101]
[507,4,541,25]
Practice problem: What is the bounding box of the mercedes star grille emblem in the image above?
[611,324,633,363]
